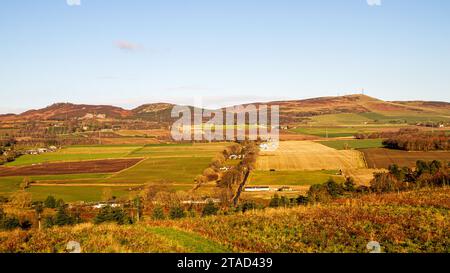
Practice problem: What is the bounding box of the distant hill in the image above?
[1,103,132,121]
[1,94,449,124]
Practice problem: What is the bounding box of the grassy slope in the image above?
[0,224,228,253]
[1,188,447,253]
[160,188,450,253]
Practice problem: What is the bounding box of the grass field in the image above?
[307,112,450,126]
[256,141,366,170]
[0,143,230,201]
[6,145,143,167]
[309,113,373,125]
[28,186,131,202]
[147,227,229,253]
[290,127,366,138]
[361,148,450,169]
[248,170,345,186]
[317,139,384,150]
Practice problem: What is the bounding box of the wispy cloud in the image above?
[114,40,142,51]
[66,0,81,6]
[367,0,382,6]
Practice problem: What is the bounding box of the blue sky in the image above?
[1,0,450,113]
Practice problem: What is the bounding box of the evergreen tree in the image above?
[44,196,56,209]
[152,206,165,220]
[94,206,131,225]
[202,201,219,217]
[55,207,75,226]
[269,194,280,208]
[169,206,186,219]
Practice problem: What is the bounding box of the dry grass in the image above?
[0,188,448,253]
[158,188,450,253]
[256,141,366,171]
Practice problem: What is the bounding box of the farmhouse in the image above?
[244,186,271,192]
[92,202,122,209]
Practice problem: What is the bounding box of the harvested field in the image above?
[0,158,142,177]
[361,148,450,169]
[256,141,366,170]
[343,168,381,186]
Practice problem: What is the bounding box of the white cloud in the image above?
[66,0,81,6]
[367,0,381,6]
[115,41,142,51]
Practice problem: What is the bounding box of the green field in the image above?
[359,112,450,124]
[104,142,229,184]
[0,177,22,196]
[6,145,143,166]
[0,143,230,201]
[308,112,450,126]
[147,227,229,253]
[317,139,384,150]
[248,170,345,186]
[290,127,374,138]
[310,113,373,125]
[28,186,131,202]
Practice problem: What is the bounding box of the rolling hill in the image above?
[1,94,449,125]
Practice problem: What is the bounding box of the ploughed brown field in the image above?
[0,158,142,177]
[361,148,450,169]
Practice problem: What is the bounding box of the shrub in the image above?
[94,206,131,225]
[325,178,344,197]
[169,206,186,219]
[202,201,219,217]
[20,220,32,230]
[269,194,281,208]
[296,195,309,205]
[43,216,55,228]
[55,207,75,226]
[356,185,370,194]
[55,199,65,209]
[344,177,356,192]
[370,173,404,193]
[240,201,257,213]
[44,196,56,209]
[307,184,332,203]
[152,206,165,220]
[1,217,20,230]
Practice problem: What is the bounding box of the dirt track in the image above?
[0,158,142,177]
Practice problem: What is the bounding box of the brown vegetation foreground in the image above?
[156,190,449,253]
[1,187,448,253]
[0,158,142,177]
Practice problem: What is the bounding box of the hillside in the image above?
[1,94,449,124]
[2,103,132,121]
[1,188,448,253]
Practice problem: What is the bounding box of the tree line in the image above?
[355,128,449,151]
